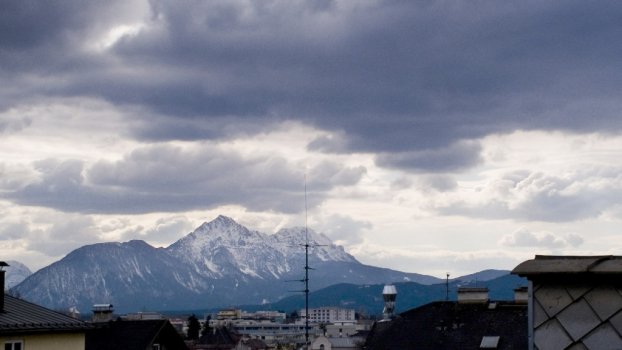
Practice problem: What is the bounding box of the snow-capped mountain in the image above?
[167,216,356,281]
[12,215,441,313]
[4,260,32,289]
[168,216,293,279]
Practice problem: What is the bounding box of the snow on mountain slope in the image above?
[13,240,205,312]
[270,226,357,263]
[12,215,443,313]
[166,215,357,280]
[4,260,32,289]
[167,215,291,279]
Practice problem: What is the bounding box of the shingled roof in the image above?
[365,301,527,349]
[0,294,91,334]
[512,255,622,277]
[86,319,188,350]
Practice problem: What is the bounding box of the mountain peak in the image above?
[194,215,245,234]
[214,215,237,224]
[273,226,333,246]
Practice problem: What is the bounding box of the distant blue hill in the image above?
[244,272,528,317]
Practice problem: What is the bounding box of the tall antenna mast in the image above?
[285,174,325,349]
[445,273,450,301]
[304,174,310,349]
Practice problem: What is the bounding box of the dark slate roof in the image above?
[242,338,268,350]
[365,301,527,350]
[0,294,91,334]
[86,319,188,350]
[198,326,240,346]
[512,255,622,277]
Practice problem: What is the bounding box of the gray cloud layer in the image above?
[3,0,622,174]
[5,145,365,214]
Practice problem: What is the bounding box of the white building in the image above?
[300,307,356,325]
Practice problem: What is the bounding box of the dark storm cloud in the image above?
[0,0,135,70]
[4,145,366,214]
[3,1,622,172]
[375,141,482,172]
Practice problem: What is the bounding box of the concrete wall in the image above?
[457,288,489,304]
[311,336,332,350]
[1,332,85,350]
[531,281,622,349]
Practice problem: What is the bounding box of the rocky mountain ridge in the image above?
[13,215,438,313]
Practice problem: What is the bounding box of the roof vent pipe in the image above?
[457,287,489,304]
[382,284,397,320]
[0,261,8,312]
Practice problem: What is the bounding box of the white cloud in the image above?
[432,132,622,223]
[499,227,584,249]
[0,114,31,134]
[0,205,105,269]
[348,242,529,279]
[141,216,194,244]
[315,214,372,246]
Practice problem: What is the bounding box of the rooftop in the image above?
[512,255,622,276]
[0,294,91,334]
[365,301,527,349]
[86,319,188,350]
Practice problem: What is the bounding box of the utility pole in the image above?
[286,175,325,350]
[446,273,450,301]
[304,175,310,349]
[304,239,310,349]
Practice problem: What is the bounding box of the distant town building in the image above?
[216,308,241,320]
[92,304,114,323]
[240,310,286,323]
[457,287,490,304]
[207,307,365,348]
[208,309,308,346]
[123,311,164,320]
[300,307,356,325]
[192,326,268,350]
[228,322,308,345]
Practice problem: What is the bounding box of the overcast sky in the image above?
[2,0,622,278]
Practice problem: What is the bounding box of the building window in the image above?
[5,341,23,350]
[152,344,160,350]
[480,336,500,349]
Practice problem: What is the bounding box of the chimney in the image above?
[514,286,528,304]
[92,304,114,322]
[457,287,489,304]
[382,284,397,320]
[0,261,8,312]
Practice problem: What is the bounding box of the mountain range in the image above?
[13,215,451,313]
